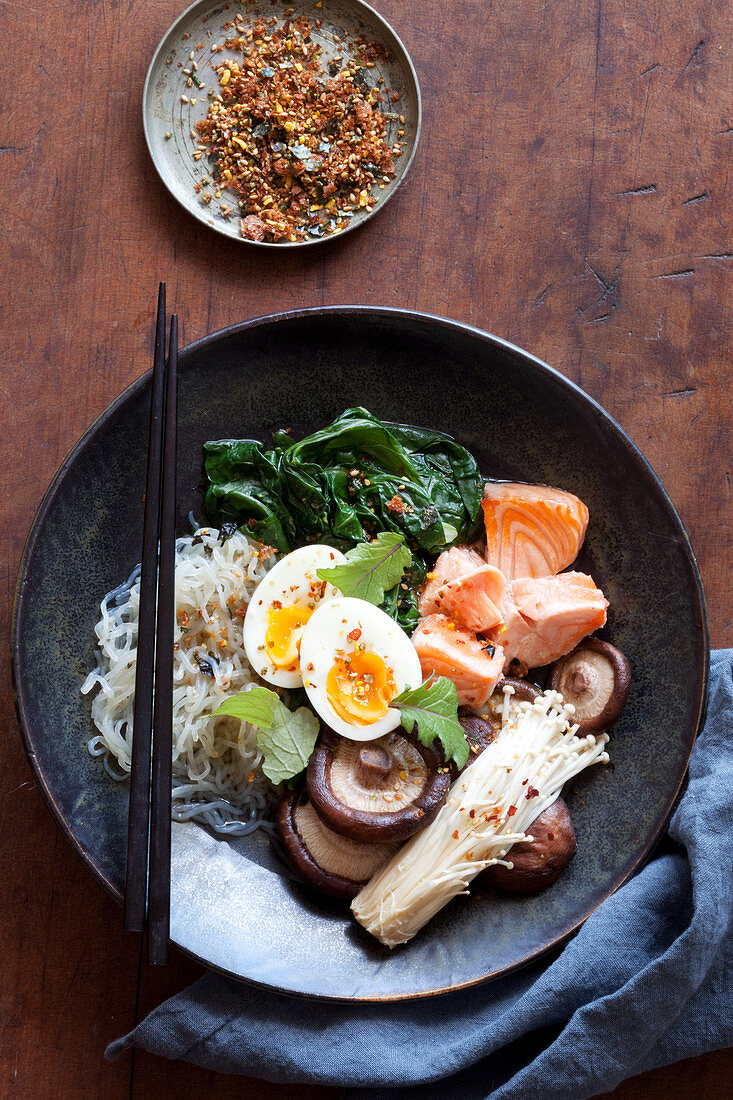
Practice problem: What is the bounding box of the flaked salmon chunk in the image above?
[412,613,504,708]
[491,572,608,670]
[419,546,484,616]
[482,482,589,580]
[431,564,508,633]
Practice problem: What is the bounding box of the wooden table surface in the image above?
[2,0,730,1095]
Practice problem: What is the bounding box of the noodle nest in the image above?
[81,527,280,835]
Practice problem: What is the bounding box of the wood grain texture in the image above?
[1,0,730,1096]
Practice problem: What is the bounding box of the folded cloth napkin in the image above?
[107,651,733,1098]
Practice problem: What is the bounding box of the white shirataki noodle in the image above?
[81,527,280,835]
[351,689,610,947]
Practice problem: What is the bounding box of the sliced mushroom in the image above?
[276,788,400,901]
[475,677,542,735]
[306,726,451,843]
[483,797,576,894]
[548,638,630,733]
[456,711,497,770]
[494,675,542,707]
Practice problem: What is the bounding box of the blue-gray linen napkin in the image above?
[107,650,733,1098]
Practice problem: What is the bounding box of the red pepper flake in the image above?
[347,628,362,641]
[241,215,267,241]
[507,805,517,817]
[234,604,248,618]
[469,809,475,818]
[386,494,404,515]
[526,786,540,799]
[452,830,459,840]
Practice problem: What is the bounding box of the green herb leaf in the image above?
[210,685,279,728]
[391,677,469,770]
[257,706,320,784]
[316,531,411,606]
[211,687,319,782]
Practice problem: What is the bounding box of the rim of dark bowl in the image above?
[11,306,710,1000]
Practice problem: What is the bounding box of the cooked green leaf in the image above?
[316,531,411,606]
[391,677,469,770]
[203,407,484,626]
[211,687,320,782]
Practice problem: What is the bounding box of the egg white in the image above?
[299,596,423,741]
[242,544,346,687]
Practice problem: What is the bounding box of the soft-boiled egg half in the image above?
[242,544,346,687]
[299,597,422,741]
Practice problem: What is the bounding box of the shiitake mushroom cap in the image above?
[306,725,451,843]
[548,637,630,733]
[455,711,497,773]
[276,788,399,901]
[494,676,542,706]
[483,797,577,894]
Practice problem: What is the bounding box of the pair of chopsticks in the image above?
[124,283,178,964]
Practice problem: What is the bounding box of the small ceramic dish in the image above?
[143,0,421,246]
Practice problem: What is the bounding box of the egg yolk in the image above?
[326,649,397,726]
[265,604,313,670]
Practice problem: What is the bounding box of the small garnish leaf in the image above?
[257,706,320,785]
[211,685,279,728]
[316,531,411,606]
[391,677,469,770]
[211,688,320,782]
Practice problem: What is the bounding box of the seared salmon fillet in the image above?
[412,613,504,707]
[482,482,589,580]
[419,546,485,616]
[492,572,608,669]
[431,564,508,633]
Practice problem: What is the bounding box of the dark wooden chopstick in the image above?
[125,283,168,934]
[148,314,178,966]
[124,287,178,966]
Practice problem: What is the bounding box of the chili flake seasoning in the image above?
[193,13,401,242]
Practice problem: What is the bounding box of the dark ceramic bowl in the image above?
[12,307,708,1001]
[143,0,421,246]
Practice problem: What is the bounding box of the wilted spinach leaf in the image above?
[202,408,483,630]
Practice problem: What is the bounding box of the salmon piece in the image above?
[432,564,508,633]
[419,546,485,616]
[491,572,608,670]
[482,482,589,580]
[412,613,504,708]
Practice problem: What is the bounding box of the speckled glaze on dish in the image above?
[143,0,421,247]
[12,308,708,1001]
